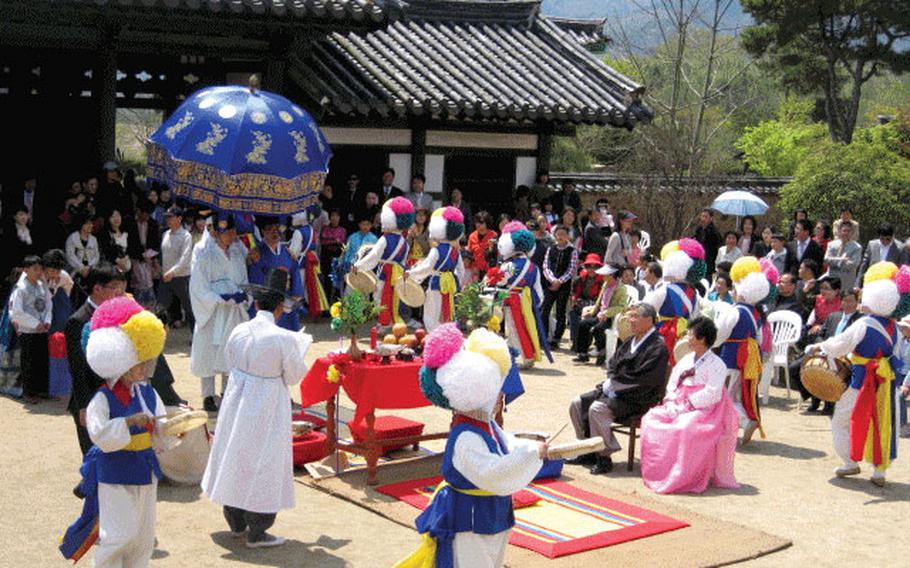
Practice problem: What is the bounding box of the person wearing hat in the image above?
[486,221,552,368]
[715,256,779,445]
[396,324,546,567]
[644,239,706,367]
[202,268,313,549]
[9,255,53,403]
[407,206,467,331]
[288,207,329,320]
[158,206,195,329]
[809,262,910,486]
[59,296,170,566]
[604,210,637,267]
[568,253,606,350]
[572,262,629,365]
[189,213,250,412]
[247,215,304,331]
[352,196,415,327]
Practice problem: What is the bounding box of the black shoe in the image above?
[73,482,85,500]
[572,354,590,363]
[595,354,606,366]
[807,398,820,412]
[203,396,219,412]
[566,453,597,466]
[549,341,560,351]
[821,402,834,416]
[589,456,613,475]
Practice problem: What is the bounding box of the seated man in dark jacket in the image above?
[567,302,670,474]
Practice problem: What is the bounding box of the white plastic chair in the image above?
[639,230,651,252]
[763,310,803,404]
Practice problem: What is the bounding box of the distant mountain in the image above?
[542,0,752,47]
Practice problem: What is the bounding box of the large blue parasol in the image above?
[146,80,332,216]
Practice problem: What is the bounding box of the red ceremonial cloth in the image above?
[300,356,429,424]
[378,476,689,558]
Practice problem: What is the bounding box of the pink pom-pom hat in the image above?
[677,238,705,260]
[895,265,910,294]
[441,206,464,223]
[500,221,527,235]
[90,296,144,331]
[386,196,414,215]
[759,257,780,285]
[422,323,464,369]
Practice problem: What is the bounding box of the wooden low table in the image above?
[300,354,448,485]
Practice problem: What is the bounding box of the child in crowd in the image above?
[60,296,170,566]
[341,216,378,294]
[9,255,52,403]
[319,210,347,302]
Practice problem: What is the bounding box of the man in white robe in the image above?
[189,215,250,412]
[202,269,312,548]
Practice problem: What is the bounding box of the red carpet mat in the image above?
[376,475,689,558]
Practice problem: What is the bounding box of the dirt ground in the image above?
[2,323,908,567]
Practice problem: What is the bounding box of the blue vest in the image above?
[719,303,760,370]
[428,243,461,291]
[380,233,409,266]
[95,384,162,485]
[658,282,696,319]
[416,422,514,536]
[849,315,897,389]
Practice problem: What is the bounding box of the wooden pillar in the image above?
[536,129,553,173]
[96,27,119,164]
[265,34,292,94]
[411,127,426,177]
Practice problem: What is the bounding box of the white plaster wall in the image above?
[388,153,412,192]
[322,127,412,146]
[425,154,445,198]
[426,130,537,150]
[515,156,537,187]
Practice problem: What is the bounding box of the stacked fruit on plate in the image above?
[382,323,427,359]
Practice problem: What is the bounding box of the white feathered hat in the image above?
[83,296,166,384]
[419,324,511,417]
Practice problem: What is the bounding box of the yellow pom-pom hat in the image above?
[730,256,770,305]
[85,296,166,383]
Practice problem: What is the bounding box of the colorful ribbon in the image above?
[303,250,329,315]
[379,263,406,326]
[850,355,895,469]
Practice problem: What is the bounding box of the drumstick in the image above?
[546,422,568,445]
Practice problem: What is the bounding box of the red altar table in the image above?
[300,355,449,485]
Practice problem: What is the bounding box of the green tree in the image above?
[741,0,910,144]
[777,118,910,237]
[735,97,828,175]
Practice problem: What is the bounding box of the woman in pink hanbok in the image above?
[641,317,739,494]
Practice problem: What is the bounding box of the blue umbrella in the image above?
[147,82,332,216]
[710,190,768,217]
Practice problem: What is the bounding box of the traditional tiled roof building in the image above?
[3,0,649,209]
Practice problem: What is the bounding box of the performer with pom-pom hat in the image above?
[644,238,705,366]
[407,206,466,332]
[809,262,910,487]
[59,296,171,566]
[485,221,552,368]
[288,205,330,319]
[395,323,546,568]
[352,196,415,327]
[715,256,779,445]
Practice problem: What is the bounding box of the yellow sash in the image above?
[393,481,495,568]
[122,431,152,452]
[850,355,895,469]
[658,315,688,339]
[389,263,406,325]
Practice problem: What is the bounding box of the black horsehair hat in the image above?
[242,267,289,303]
